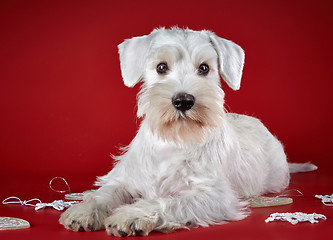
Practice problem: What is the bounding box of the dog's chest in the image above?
[148,142,193,197]
[153,143,184,177]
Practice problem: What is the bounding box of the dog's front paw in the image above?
[59,200,109,232]
[104,205,159,237]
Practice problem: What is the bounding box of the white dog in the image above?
[60,27,316,237]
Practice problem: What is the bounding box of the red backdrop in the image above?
[1,1,333,240]
[1,0,332,184]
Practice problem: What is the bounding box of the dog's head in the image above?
[118,28,244,144]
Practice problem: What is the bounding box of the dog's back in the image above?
[225,113,289,197]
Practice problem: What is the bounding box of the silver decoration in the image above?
[49,176,95,201]
[2,196,78,211]
[265,212,327,225]
[315,194,333,206]
[35,200,78,211]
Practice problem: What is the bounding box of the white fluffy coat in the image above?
[60,28,314,237]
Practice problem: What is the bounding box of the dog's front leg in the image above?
[59,184,133,232]
[104,187,247,237]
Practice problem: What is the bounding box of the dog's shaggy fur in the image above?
[59,28,317,237]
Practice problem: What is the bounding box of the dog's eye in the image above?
[156,63,168,74]
[198,64,209,75]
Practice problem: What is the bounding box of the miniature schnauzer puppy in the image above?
[60,27,317,237]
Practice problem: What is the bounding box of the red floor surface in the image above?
[1,0,333,239]
[1,167,332,240]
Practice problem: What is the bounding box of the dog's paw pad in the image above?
[105,222,147,237]
[118,230,128,237]
[59,201,108,232]
[78,226,85,232]
[104,207,158,237]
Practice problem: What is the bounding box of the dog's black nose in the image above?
[172,93,195,112]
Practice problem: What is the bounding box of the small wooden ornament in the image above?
[248,196,293,208]
[64,193,85,200]
[65,190,95,201]
[0,217,30,230]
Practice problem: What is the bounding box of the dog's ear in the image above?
[118,34,154,87]
[209,33,245,91]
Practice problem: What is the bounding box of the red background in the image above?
[0,0,332,239]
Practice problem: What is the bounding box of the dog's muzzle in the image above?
[172,93,195,112]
